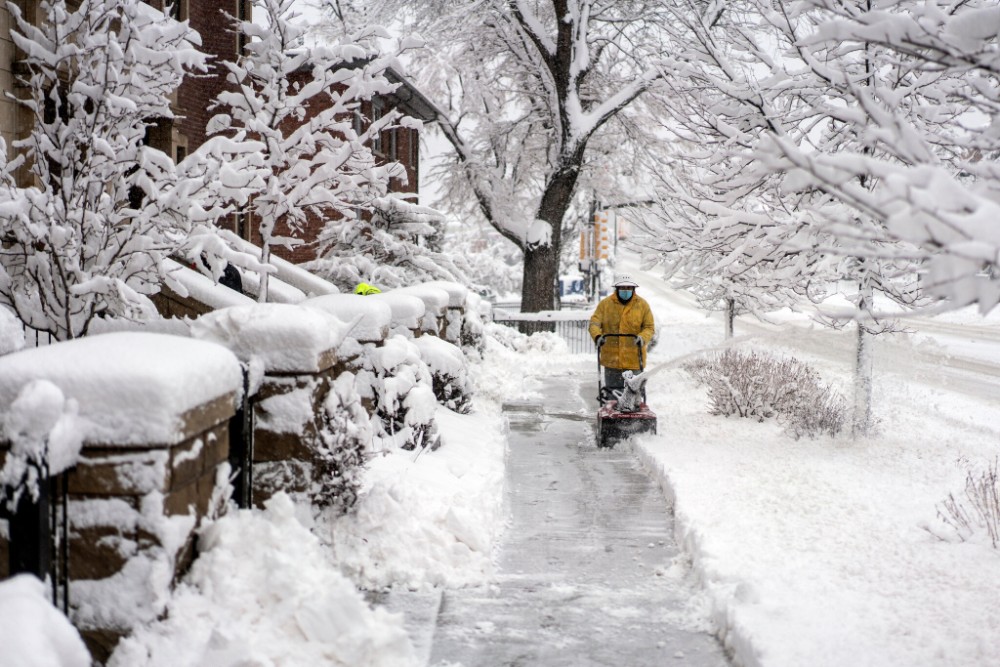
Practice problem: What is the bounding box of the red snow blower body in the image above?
[595,334,658,448]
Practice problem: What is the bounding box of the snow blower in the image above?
[595,334,658,448]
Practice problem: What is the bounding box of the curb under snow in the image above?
[632,440,761,667]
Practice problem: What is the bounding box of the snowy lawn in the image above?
[633,281,1000,667]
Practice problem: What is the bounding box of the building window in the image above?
[353,110,363,138]
[237,0,250,54]
[371,98,383,154]
[409,128,418,167]
[389,128,397,160]
[175,145,187,163]
[168,0,187,21]
[236,208,251,241]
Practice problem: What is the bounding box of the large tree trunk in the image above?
[521,244,559,313]
[519,158,582,312]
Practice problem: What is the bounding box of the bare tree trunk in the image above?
[852,280,874,437]
[724,297,735,339]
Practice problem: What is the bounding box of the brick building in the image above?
[262,65,441,265]
[0,1,252,181]
[0,0,437,266]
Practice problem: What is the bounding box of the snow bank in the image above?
[190,303,351,373]
[0,575,90,667]
[109,493,417,667]
[302,294,392,342]
[327,405,506,590]
[0,333,241,445]
[629,265,1000,667]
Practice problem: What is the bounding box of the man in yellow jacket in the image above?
[588,274,655,393]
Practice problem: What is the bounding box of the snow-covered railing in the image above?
[491,308,593,354]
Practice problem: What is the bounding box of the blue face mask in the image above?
[617,289,633,301]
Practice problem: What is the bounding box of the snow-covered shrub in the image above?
[685,349,845,439]
[460,296,487,356]
[344,336,440,451]
[934,460,1000,550]
[314,374,370,514]
[413,336,473,414]
[253,374,368,515]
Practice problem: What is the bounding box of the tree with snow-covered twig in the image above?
[0,0,208,341]
[327,0,672,312]
[637,1,935,435]
[210,0,419,302]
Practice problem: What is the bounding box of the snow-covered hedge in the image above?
[343,336,440,451]
[413,336,473,414]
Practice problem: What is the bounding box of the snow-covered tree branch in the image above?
[210,0,411,301]
[0,0,208,340]
[331,0,672,311]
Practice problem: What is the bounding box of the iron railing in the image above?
[491,310,594,354]
[228,365,255,509]
[1,468,71,614]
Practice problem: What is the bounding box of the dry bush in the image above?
[936,460,1000,549]
[685,349,846,439]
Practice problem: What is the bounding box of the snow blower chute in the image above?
[595,334,658,448]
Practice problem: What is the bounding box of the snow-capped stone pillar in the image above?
[0,333,242,663]
[190,304,358,506]
[421,281,471,345]
[393,284,452,340]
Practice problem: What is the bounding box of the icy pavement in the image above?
[412,369,729,667]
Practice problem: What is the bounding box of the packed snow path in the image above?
[424,366,728,666]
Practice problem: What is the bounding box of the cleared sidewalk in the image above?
[424,368,729,666]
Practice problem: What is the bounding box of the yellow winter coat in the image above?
[588,293,655,370]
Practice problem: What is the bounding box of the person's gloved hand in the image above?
[635,337,644,347]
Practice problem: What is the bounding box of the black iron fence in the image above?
[1,468,71,614]
[20,324,55,348]
[228,365,255,509]
[491,310,594,354]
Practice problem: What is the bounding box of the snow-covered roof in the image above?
[218,230,340,298]
[0,333,242,446]
[419,281,469,308]
[301,294,392,343]
[237,268,308,304]
[164,258,255,310]
[384,66,444,123]
[366,293,427,330]
[392,285,450,316]
[190,304,351,374]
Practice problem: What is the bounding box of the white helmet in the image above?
[613,274,638,288]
